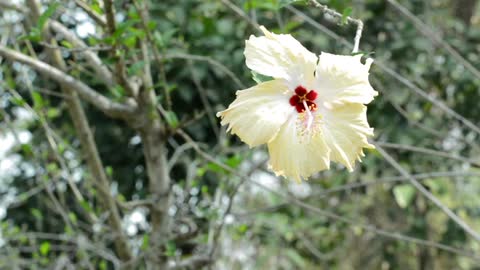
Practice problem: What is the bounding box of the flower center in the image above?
[289,86,318,113]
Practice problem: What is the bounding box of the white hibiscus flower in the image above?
[217,26,378,182]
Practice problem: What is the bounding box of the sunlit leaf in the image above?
[393,184,416,208]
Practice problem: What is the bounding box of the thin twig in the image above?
[0,45,136,118]
[73,0,107,27]
[49,21,115,87]
[0,0,26,12]
[221,0,260,30]
[187,60,220,139]
[387,0,480,80]
[178,128,480,261]
[39,42,112,52]
[234,170,480,218]
[375,143,480,242]
[163,53,245,89]
[377,142,480,167]
[307,0,363,53]
[134,0,171,109]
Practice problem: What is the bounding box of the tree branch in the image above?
[0,45,136,119]
[23,0,133,261]
[307,0,364,53]
[0,0,26,12]
[377,142,480,167]
[177,128,480,261]
[49,21,114,87]
[135,13,172,268]
[375,143,480,242]
[169,255,212,270]
[387,0,480,80]
[73,0,107,28]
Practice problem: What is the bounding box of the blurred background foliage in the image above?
[1,0,480,269]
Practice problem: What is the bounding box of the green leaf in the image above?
[128,61,145,76]
[46,108,61,119]
[38,2,60,30]
[31,208,43,220]
[11,96,26,106]
[251,71,273,84]
[32,91,45,110]
[341,7,353,25]
[111,85,125,99]
[60,40,73,49]
[393,184,416,208]
[113,19,141,40]
[40,242,50,256]
[123,35,138,49]
[164,111,179,128]
[99,260,107,270]
[47,163,59,173]
[206,162,226,174]
[226,155,242,168]
[236,224,249,235]
[164,241,176,257]
[105,166,113,177]
[153,29,177,48]
[80,200,93,213]
[68,212,78,225]
[141,234,150,251]
[21,143,33,156]
[147,21,157,31]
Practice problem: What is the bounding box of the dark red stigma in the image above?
[289,86,318,113]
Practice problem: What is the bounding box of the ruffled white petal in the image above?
[267,115,330,182]
[245,26,317,87]
[315,52,377,105]
[217,79,294,147]
[320,104,374,171]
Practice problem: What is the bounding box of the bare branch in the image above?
[187,60,220,139]
[103,0,116,35]
[0,0,26,12]
[0,45,136,118]
[134,0,171,109]
[307,0,364,53]
[49,21,114,87]
[163,53,246,89]
[375,143,480,242]
[221,0,260,30]
[178,129,480,261]
[387,0,480,80]
[169,255,212,270]
[377,142,480,167]
[74,0,107,28]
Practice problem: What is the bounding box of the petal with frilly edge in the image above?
[267,115,330,182]
[217,79,294,148]
[245,26,318,87]
[315,53,377,106]
[321,104,375,171]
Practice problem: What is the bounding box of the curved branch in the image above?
[0,45,136,119]
[0,0,26,12]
